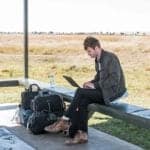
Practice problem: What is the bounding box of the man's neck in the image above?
[96,48,102,61]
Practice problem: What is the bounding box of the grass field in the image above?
[0,34,150,149]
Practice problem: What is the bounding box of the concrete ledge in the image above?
[0,78,149,129]
[0,103,18,110]
[0,79,19,87]
[18,78,150,129]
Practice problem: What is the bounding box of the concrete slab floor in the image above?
[0,103,143,150]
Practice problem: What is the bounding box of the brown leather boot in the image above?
[44,118,70,133]
[65,130,88,145]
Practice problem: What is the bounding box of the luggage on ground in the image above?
[27,111,57,134]
[21,84,41,110]
[26,89,65,134]
[31,89,64,117]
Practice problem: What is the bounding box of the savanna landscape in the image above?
[0,33,150,149]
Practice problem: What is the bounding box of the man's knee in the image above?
[76,88,87,97]
[76,88,83,94]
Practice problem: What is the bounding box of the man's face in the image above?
[86,47,97,58]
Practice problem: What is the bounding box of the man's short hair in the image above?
[83,36,101,50]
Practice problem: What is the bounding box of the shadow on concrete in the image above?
[2,125,90,150]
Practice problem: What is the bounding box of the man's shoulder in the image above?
[102,49,118,60]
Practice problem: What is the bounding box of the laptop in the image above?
[63,75,80,87]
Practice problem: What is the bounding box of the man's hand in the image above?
[83,81,95,89]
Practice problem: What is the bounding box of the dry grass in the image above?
[0,34,150,108]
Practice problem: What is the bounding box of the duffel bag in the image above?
[27,111,57,134]
[21,84,41,110]
[31,89,65,117]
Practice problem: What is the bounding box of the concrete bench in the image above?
[0,78,150,129]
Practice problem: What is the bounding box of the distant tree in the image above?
[120,32,125,35]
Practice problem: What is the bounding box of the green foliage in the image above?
[89,112,150,150]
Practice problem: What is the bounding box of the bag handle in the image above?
[28,84,41,92]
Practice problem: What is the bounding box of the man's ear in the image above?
[95,46,99,51]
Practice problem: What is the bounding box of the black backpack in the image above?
[27,111,57,135]
[31,90,65,117]
[21,84,41,110]
[27,89,65,134]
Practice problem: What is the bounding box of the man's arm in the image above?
[90,73,99,83]
[94,56,121,90]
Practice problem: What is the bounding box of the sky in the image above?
[0,0,150,33]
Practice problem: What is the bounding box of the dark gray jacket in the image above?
[92,49,126,105]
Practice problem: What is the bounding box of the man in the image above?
[45,36,126,145]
